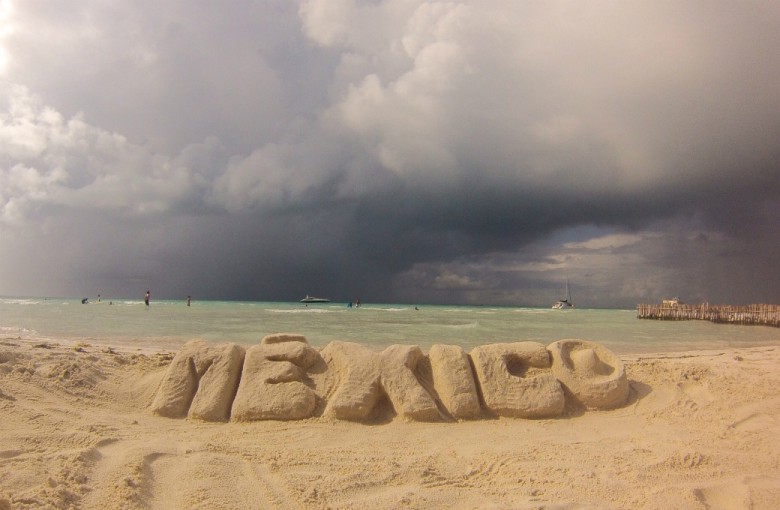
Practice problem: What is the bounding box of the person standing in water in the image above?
[187,295,191,307]
[145,290,150,307]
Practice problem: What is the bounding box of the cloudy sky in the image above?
[1,0,779,307]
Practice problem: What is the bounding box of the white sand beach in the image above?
[1,337,779,509]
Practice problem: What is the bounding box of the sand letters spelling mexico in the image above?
[150,335,628,422]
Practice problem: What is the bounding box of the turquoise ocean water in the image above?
[2,297,779,354]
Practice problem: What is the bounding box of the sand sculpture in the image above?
[232,334,320,421]
[150,335,629,422]
[150,341,244,421]
[428,344,481,419]
[320,341,441,421]
[470,342,565,418]
[547,339,629,409]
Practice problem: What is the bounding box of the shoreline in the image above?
[5,332,779,361]
[2,337,779,508]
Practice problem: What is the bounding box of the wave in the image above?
[0,298,41,305]
[0,325,35,335]
[267,308,342,314]
[442,322,479,330]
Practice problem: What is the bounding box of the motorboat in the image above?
[300,295,330,303]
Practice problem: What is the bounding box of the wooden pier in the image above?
[636,303,780,327]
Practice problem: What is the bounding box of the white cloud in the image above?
[0,0,12,74]
[432,271,481,290]
[564,234,644,251]
[299,0,357,47]
[0,85,217,223]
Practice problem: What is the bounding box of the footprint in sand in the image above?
[678,381,715,404]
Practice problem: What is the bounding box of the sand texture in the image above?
[1,337,780,509]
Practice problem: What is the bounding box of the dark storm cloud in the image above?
[1,0,779,306]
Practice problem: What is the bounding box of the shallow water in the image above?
[2,298,779,354]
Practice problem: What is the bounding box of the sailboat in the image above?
[552,280,573,309]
